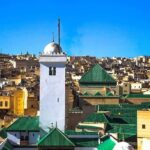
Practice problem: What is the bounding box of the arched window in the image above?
[53,67,56,75]
[49,67,52,75]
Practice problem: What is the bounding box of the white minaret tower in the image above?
[39,22,66,132]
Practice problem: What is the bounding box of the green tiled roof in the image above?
[0,128,7,138]
[70,138,98,147]
[95,92,102,96]
[82,92,92,96]
[38,128,75,147]
[107,123,136,135]
[79,64,116,85]
[2,141,13,150]
[65,130,98,135]
[125,93,150,98]
[6,117,39,131]
[106,92,114,96]
[98,135,117,150]
[84,113,109,123]
[118,133,136,141]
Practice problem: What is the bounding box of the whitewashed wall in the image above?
[7,132,20,145]
[39,56,66,132]
[29,132,40,145]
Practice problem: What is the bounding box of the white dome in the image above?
[43,42,62,55]
[113,142,134,150]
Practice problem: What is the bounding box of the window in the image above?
[142,124,146,129]
[49,67,52,75]
[49,67,56,76]
[53,67,56,75]
[21,135,24,140]
[25,135,29,140]
[5,101,8,107]
[0,101,2,107]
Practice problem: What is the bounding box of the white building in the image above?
[39,42,67,132]
[131,82,142,91]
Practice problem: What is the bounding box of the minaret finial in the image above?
[58,17,60,46]
[52,32,54,42]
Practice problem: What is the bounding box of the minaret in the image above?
[39,21,66,132]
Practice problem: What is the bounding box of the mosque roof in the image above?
[38,128,75,147]
[79,64,116,86]
[6,117,39,131]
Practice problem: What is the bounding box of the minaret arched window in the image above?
[49,67,56,76]
[53,67,56,75]
[49,67,52,75]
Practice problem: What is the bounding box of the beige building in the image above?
[137,110,150,150]
[13,87,28,116]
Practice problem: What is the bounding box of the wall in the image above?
[79,97,120,106]
[80,86,107,95]
[126,98,150,104]
[137,111,150,138]
[137,110,150,150]
[40,55,66,132]
[29,132,40,145]
[67,112,83,130]
[7,132,20,145]
[14,89,25,116]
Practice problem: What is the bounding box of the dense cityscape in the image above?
[1,51,150,149]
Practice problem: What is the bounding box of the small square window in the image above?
[142,124,146,129]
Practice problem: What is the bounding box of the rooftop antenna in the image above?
[52,32,54,42]
[58,17,60,46]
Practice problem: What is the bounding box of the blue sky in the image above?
[0,0,150,57]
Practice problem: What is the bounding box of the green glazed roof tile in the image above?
[2,141,13,150]
[0,128,7,138]
[38,128,75,147]
[95,92,102,96]
[126,93,150,98]
[97,135,117,150]
[84,113,109,123]
[6,117,39,131]
[79,64,116,85]
[70,138,98,147]
[82,92,92,96]
[106,92,114,96]
[65,130,98,135]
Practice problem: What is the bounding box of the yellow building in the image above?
[0,96,10,109]
[13,87,28,116]
[137,110,150,150]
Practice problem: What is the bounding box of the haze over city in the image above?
[0,0,150,57]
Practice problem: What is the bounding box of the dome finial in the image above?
[58,17,60,46]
